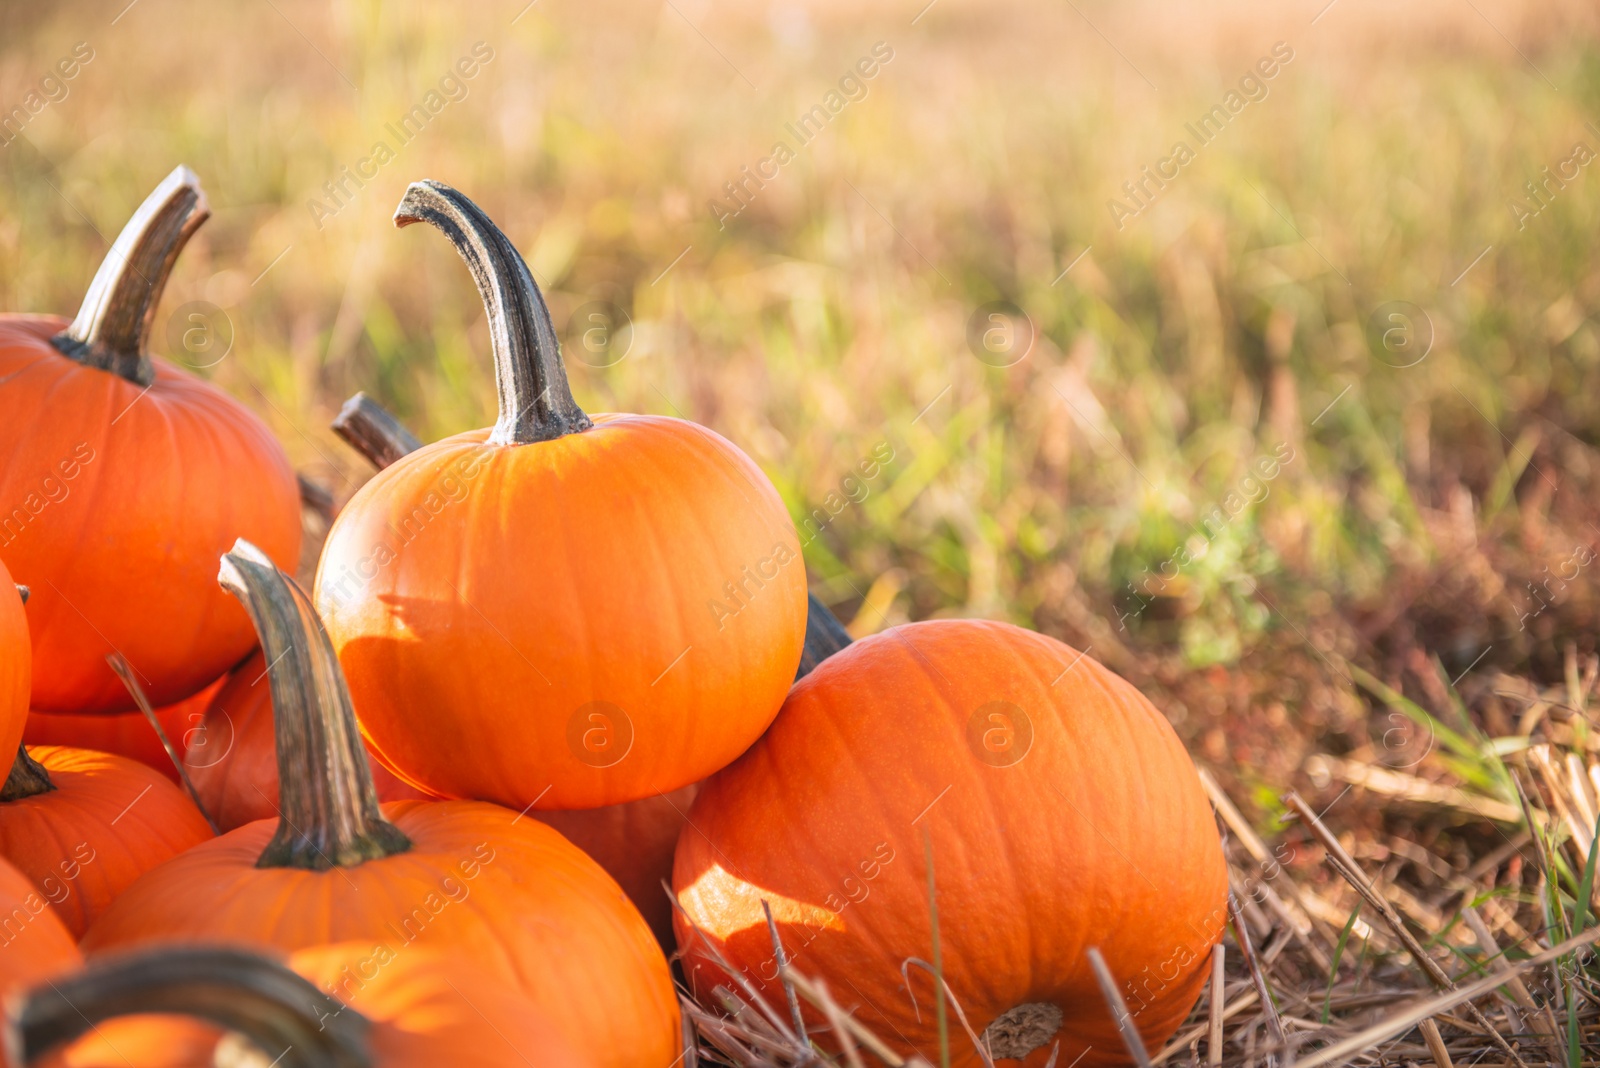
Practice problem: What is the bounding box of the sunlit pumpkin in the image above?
[674,619,1227,1068]
[23,677,225,784]
[313,181,805,811]
[12,941,595,1068]
[83,541,680,1068]
[0,743,213,938]
[330,391,857,949]
[0,166,300,714]
[187,648,430,832]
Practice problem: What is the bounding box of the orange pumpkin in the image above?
[187,648,430,832]
[534,784,698,950]
[313,181,805,811]
[673,620,1227,1068]
[0,744,213,938]
[0,579,28,770]
[23,677,225,784]
[0,854,81,1012]
[521,594,851,949]
[12,942,595,1068]
[0,167,300,714]
[83,541,680,1068]
[332,391,701,949]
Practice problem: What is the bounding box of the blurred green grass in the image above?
[3,0,1600,719]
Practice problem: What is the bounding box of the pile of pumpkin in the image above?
[0,169,1228,1068]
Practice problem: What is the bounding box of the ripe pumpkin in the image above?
[11,942,594,1068]
[82,541,680,1068]
[0,744,213,938]
[23,676,225,784]
[0,580,29,771]
[313,181,806,811]
[187,648,430,832]
[0,853,81,1009]
[330,391,855,949]
[0,166,300,714]
[673,620,1227,1068]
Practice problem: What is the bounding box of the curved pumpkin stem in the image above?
[217,539,410,870]
[50,165,209,387]
[392,180,592,446]
[332,391,423,469]
[1,744,54,802]
[7,945,372,1067]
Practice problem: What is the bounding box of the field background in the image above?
[4,0,1600,826]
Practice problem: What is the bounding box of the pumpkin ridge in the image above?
[628,432,704,787]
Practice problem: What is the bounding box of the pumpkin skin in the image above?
[673,620,1227,1068]
[82,800,680,1068]
[313,182,805,811]
[0,853,81,1003]
[534,783,698,949]
[0,314,301,714]
[23,677,225,783]
[186,650,430,831]
[28,943,594,1068]
[0,746,214,938]
[0,568,28,767]
[291,942,596,1067]
[319,419,805,810]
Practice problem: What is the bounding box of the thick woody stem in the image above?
[0,745,54,802]
[50,166,209,386]
[217,539,410,870]
[393,180,592,445]
[332,392,424,469]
